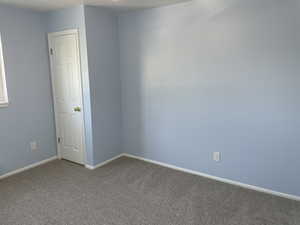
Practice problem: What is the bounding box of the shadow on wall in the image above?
[119,0,300,197]
[120,28,146,157]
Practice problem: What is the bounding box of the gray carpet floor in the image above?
[0,156,299,225]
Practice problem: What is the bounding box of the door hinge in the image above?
[50,48,54,55]
[58,137,61,143]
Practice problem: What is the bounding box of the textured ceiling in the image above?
[0,0,191,11]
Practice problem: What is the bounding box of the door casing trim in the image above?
[48,29,87,166]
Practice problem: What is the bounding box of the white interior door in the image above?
[48,30,85,165]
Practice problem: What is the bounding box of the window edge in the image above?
[0,101,9,108]
[0,34,8,106]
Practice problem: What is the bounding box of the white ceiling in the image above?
[0,0,191,11]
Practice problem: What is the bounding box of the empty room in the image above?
[0,0,299,224]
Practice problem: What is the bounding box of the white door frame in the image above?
[48,29,87,165]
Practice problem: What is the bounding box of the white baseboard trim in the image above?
[123,153,300,202]
[0,156,58,180]
[85,154,125,170]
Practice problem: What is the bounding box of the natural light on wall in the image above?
[0,34,8,107]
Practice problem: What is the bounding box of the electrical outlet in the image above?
[213,152,220,162]
[30,141,38,151]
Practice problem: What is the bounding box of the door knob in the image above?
[74,106,81,112]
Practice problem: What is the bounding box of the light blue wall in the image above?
[119,0,300,196]
[85,6,122,165]
[0,5,56,175]
[46,6,95,165]
[1,0,298,197]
